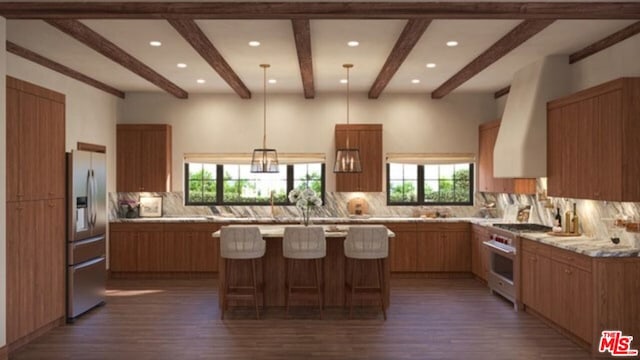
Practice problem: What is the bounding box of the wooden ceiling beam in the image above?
[46,19,188,99]
[569,21,640,64]
[431,19,554,99]
[494,86,511,99]
[368,19,431,99]
[6,41,125,98]
[168,18,251,99]
[1,2,640,20]
[291,19,315,99]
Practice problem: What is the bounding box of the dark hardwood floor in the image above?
[10,278,591,360]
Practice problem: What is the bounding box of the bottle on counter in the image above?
[554,207,562,228]
[571,203,580,235]
[564,205,573,233]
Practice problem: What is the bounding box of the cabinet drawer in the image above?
[552,247,591,272]
[522,239,552,258]
[417,222,470,232]
[109,222,164,232]
[382,223,417,233]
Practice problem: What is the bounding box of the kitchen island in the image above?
[212,224,395,308]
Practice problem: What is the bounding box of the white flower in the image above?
[302,188,315,200]
[288,189,301,203]
[296,198,308,210]
[313,198,323,207]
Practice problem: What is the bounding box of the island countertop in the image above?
[211,224,396,238]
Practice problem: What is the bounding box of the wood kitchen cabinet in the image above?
[109,222,220,275]
[478,120,536,194]
[547,77,640,201]
[116,124,172,192]
[335,124,382,192]
[550,255,592,343]
[6,77,66,346]
[470,224,490,281]
[521,241,553,319]
[417,223,470,272]
[386,223,418,272]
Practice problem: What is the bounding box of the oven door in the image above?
[483,242,518,309]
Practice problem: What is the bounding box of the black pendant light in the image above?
[251,64,279,173]
[334,64,362,173]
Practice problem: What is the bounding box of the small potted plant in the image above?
[288,188,322,226]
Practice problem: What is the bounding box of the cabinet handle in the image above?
[48,201,55,208]
[564,268,573,275]
[16,206,23,211]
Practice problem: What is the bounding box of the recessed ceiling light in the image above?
[268,79,277,84]
[446,41,459,47]
[411,79,421,84]
[426,63,437,68]
[177,63,187,68]
[248,41,261,47]
[340,79,348,84]
[347,41,360,47]
[149,41,162,47]
[196,79,206,84]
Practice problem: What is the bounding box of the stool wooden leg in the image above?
[286,258,293,318]
[314,258,323,319]
[349,258,357,319]
[251,259,260,320]
[377,258,387,320]
[221,258,229,320]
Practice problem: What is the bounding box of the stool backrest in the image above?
[220,226,266,259]
[283,226,326,259]
[344,226,389,259]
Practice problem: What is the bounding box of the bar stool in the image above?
[344,226,389,320]
[219,226,266,320]
[283,226,326,319]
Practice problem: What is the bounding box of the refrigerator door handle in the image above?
[72,256,105,271]
[90,170,97,227]
[86,169,93,229]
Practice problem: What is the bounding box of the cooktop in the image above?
[492,223,553,233]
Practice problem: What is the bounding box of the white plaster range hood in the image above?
[493,55,571,178]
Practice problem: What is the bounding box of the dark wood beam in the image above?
[431,19,554,99]
[368,19,431,99]
[6,41,125,98]
[46,19,188,99]
[1,2,640,20]
[494,85,510,99]
[569,21,640,64]
[168,19,251,99]
[291,19,314,99]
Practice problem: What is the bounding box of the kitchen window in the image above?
[387,162,474,206]
[184,162,325,206]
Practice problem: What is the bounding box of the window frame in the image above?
[184,163,325,206]
[386,163,474,206]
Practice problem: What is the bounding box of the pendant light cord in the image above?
[262,64,267,149]
[345,64,352,149]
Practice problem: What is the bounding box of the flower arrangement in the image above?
[288,188,323,226]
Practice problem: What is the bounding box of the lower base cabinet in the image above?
[109,222,220,273]
[471,224,490,281]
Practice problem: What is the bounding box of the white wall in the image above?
[0,16,7,351]
[7,54,122,193]
[120,92,496,192]
[496,35,640,118]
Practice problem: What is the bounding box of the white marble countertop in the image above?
[211,224,396,238]
[518,232,640,257]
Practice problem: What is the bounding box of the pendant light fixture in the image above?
[334,64,362,173]
[251,64,279,173]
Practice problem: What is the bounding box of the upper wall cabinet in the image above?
[335,124,383,192]
[547,78,640,201]
[6,76,66,202]
[478,120,536,194]
[117,124,172,192]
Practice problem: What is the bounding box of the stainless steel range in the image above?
[483,223,552,311]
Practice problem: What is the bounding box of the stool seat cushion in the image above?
[344,226,389,259]
[220,226,266,259]
[283,226,326,259]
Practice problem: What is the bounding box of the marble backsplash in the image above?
[110,191,493,220]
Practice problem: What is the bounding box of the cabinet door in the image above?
[567,266,593,343]
[521,250,538,309]
[136,230,166,272]
[577,97,599,200]
[20,91,47,200]
[595,91,623,201]
[358,129,382,192]
[535,254,553,319]
[335,128,361,191]
[389,230,418,272]
[109,231,139,271]
[547,104,579,198]
[141,128,171,192]
[442,231,470,272]
[478,128,491,193]
[43,100,66,199]
[546,108,562,197]
[116,128,142,192]
[417,232,444,272]
[6,87,21,202]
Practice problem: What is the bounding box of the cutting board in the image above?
[347,197,369,215]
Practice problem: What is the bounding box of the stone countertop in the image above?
[211,224,396,238]
[108,216,639,257]
[518,232,640,258]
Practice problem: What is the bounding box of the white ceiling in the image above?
[6,17,637,96]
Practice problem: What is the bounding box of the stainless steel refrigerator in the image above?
[67,150,107,322]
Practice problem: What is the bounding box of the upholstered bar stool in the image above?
[344,226,389,320]
[219,226,266,320]
[283,226,326,319]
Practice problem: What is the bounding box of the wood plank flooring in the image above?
[10,278,592,360]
